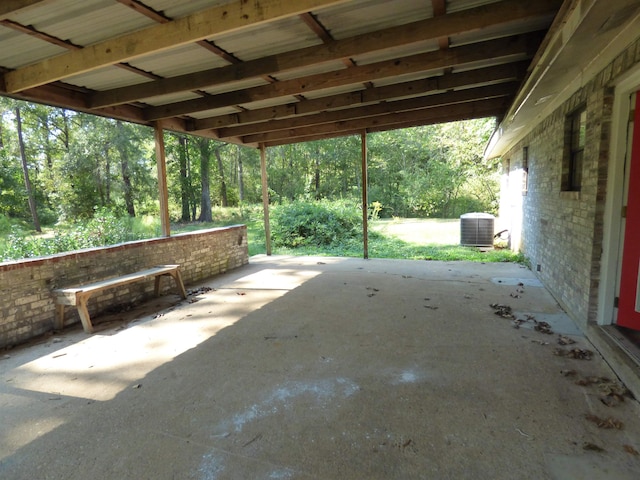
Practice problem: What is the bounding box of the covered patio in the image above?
[2,257,640,479]
[3,1,640,477]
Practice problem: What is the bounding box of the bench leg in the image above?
[55,304,65,330]
[76,295,94,334]
[154,276,162,296]
[171,269,187,299]
[156,271,187,299]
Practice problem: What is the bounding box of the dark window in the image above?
[562,107,586,191]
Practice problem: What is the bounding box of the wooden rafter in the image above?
[87,0,560,109]
[144,32,541,121]
[0,0,566,147]
[259,98,508,146]
[3,0,348,93]
[432,0,450,50]
[0,18,81,49]
[190,62,528,131]
[217,82,518,139]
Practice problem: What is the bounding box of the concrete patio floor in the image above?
[1,255,640,479]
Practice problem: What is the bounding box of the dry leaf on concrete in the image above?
[554,348,593,360]
[583,442,605,452]
[584,414,623,429]
[490,303,514,319]
[558,335,576,345]
[623,445,639,456]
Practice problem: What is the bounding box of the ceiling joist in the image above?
[3,0,348,93]
[87,0,559,109]
[145,32,542,121]
[190,62,528,132]
[217,83,519,139]
[0,0,568,147]
[260,97,508,146]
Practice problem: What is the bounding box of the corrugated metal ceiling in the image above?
[0,0,566,146]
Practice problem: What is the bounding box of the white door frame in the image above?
[597,66,640,325]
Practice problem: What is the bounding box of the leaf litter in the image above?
[554,348,593,360]
[584,414,624,429]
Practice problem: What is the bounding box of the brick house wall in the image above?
[500,35,640,329]
[0,225,248,348]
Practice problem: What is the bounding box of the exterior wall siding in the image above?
[0,226,248,348]
[500,35,640,329]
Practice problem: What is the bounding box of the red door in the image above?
[618,92,640,330]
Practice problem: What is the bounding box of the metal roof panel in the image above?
[201,77,270,96]
[141,91,203,107]
[302,84,366,100]
[316,0,431,40]
[238,96,300,110]
[9,0,155,47]
[449,14,554,47]
[128,43,230,78]
[211,16,322,61]
[353,40,440,65]
[274,61,346,81]
[188,106,240,119]
[0,25,67,69]
[64,66,148,91]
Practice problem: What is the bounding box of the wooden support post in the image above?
[361,130,369,259]
[260,143,272,255]
[154,121,171,237]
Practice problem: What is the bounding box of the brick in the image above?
[0,225,248,349]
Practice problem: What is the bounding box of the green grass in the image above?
[248,230,523,263]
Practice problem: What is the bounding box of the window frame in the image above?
[562,106,586,192]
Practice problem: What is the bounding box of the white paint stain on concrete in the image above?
[216,377,360,435]
[401,370,418,383]
[269,468,295,478]
[389,368,420,385]
[198,452,224,480]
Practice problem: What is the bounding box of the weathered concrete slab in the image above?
[1,256,639,479]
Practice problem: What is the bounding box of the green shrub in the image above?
[0,208,151,262]
[271,200,361,248]
[0,215,11,235]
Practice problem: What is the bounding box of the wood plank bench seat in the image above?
[53,264,187,333]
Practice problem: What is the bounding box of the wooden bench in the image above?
[53,264,187,333]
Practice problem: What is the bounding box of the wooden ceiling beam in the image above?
[146,32,541,121]
[242,97,509,144]
[88,0,560,109]
[261,99,506,146]
[2,0,348,93]
[218,82,518,138]
[191,61,528,131]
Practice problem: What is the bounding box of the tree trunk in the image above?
[237,146,244,202]
[184,139,197,221]
[214,145,228,207]
[197,138,212,222]
[61,110,70,150]
[314,155,320,199]
[178,136,190,221]
[116,121,135,217]
[15,107,41,232]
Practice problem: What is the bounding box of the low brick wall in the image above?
[0,225,248,348]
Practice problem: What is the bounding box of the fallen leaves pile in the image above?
[489,285,640,458]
